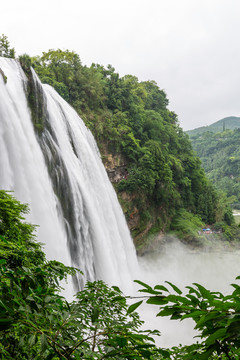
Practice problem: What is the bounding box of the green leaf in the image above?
[186,286,201,297]
[170,311,182,320]
[165,281,182,295]
[193,283,214,301]
[181,310,204,320]
[186,294,200,305]
[44,295,53,303]
[0,299,9,311]
[157,348,171,358]
[0,259,7,265]
[205,328,227,346]
[146,296,168,305]
[231,283,240,290]
[134,280,153,291]
[91,308,100,323]
[127,300,143,314]
[154,284,169,292]
[28,334,36,346]
[138,288,160,295]
[157,308,175,317]
[112,285,122,293]
[173,295,193,306]
[116,336,127,348]
[138,349,153,358]
[112,296,125,302]
[40,333,48,353]
[198,347,215,360]
[227,320,240,334]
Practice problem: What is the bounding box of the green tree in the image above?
[0,34,15,58]
[28,47,231,244]
[0,191,164,359]
[132,279,240,359]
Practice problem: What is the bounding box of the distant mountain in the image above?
[186,116,240,138]
[186,119,240,206]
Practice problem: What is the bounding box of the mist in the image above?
[137,237,240,347]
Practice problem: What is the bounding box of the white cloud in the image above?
[2,0,240,129]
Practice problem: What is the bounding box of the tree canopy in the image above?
[188,128,240,211]
[0,34,15,58]
[1,191,240,359]
[0,34,236,244]
[0,191,164,359]
[27,48,233,245]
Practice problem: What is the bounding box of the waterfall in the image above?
[0,57,138,292]
[3,57,240,349]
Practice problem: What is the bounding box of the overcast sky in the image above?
[2,0,240,130]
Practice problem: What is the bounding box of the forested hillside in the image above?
[28,50,223,246]
[188,125,240,208]
[0,36,235,248]
[2,191,240,359]
[2,35,240,360]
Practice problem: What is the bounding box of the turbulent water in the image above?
[0,58,138,292]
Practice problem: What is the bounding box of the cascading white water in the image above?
[2,57,240,349]
[0,57,139,292]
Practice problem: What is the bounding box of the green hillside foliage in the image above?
[1,191,240,360]
[189,127,240,209]
[0,34,15,58]
[0,35,233,243]
[186,116,240,137]
[26,49,232,243]
[134,279,240,359]
[0,190,165,359]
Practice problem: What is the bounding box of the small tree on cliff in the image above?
[0,34,15,58]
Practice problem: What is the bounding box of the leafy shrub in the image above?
[170,208,203,239]
[0,191,163,359]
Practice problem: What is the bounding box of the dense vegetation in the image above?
[134,278,240,359]
[188,121,240,210]
[0,34,15,58]
[2,35,240,359]
[1,190,240,359]
[1,34,234,246]
[25,53,235,246]
[0,190,164,359]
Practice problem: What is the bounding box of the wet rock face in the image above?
[104,153,128,183]
[103,154,145,243]
[104,153,125,169]
[107,166,128,183]
[103,152,161,252]
[128,207,140,230]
